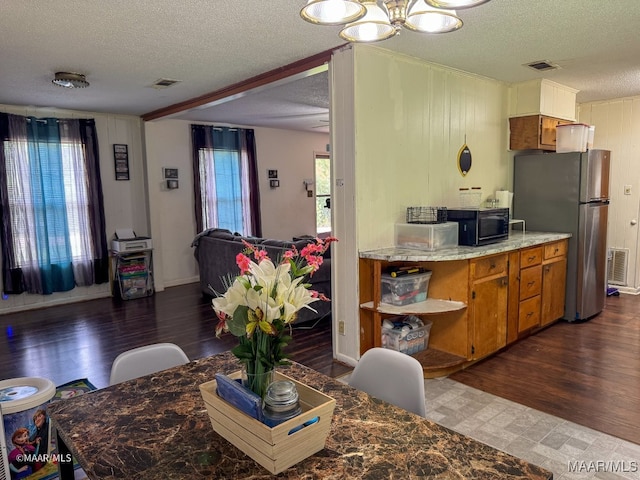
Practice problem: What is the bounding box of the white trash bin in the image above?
[0,377,56,480]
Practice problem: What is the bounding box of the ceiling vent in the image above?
[525,60,559,72]
[150,78,181,89]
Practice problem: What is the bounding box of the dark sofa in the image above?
[192,229,331,323]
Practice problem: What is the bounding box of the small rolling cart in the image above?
[114,249,154,300]
[110,230,154,300]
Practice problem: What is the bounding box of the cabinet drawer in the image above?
[472,254,508,280]
[520,264,542,300]
[519,295,541,332]
[544,240,567,260]
[520,247,543,268]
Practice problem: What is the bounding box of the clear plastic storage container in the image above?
[556,123,589,153]
[382,316,432,355]
[395,222,458,251]
[381,271,432,306]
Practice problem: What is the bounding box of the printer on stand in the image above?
[111,229,154,299]
[112,228,152,252]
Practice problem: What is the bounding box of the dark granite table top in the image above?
[48,352,552,479]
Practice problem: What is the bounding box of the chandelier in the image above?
[300,0,491,42]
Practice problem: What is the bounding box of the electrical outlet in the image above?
[307,190,313,198]
[338,321,345,335]
[624,185,632,195]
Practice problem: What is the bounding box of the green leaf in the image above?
[227,306,249,336]
[231,345,254,360]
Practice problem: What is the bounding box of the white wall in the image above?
[253,128,330,239]
[579,97,640,293]
[143,119,330,291]
[0,104,146,313]
[330,45,511,364]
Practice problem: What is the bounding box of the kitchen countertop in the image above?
[360,231,571,262]
[48,351,552,479]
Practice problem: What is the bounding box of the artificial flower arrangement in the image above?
[212,236,337,398]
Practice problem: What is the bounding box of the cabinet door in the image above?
[540,116,563,148]
[541,257,567,326]
[470,276,508,359]
[509,115,571,151]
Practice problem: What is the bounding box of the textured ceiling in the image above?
[1,1,640,133]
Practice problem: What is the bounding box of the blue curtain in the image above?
[26,118,75,292]
[191,125,261,236]
[0,113,109,295]
[211,128,243,232]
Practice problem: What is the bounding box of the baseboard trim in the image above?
[613,286,640,295]
[163,276,200,288]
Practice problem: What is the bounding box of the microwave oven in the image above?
[446,208,510,246]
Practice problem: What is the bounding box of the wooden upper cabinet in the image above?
[509,115,572,151]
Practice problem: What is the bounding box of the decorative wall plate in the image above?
[457,143,472,177]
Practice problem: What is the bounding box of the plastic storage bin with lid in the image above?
[0,377,56,480]
[556,123,591,153]
[395,222,458,251]
[381,270,432,306]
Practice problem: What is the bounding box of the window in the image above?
[315,153,331,235]
[0,114,109,295]
[191,125,261,236]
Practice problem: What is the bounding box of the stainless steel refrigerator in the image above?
[513,149,611,321]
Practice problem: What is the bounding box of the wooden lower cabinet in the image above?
[469,273,508,360]
[519,296,541,331]
[541,240,568,326]
[359,238,568,378]
[469,254,508,360]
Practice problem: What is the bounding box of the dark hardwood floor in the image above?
[451,292,640,445]
[0,282,351,389]
[3,282,638,446]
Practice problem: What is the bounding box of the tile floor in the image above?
[338,374,640,479]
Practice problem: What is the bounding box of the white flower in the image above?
[211,280,248,317]
[212,257,320,328]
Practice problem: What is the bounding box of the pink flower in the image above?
[305,255,323,274]
[236,253,251,275]
[254,249,268,262]
[241,239,270,263]
[310,290,330,302]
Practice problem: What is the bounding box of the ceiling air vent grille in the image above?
[150,78,181,89]
[525,60,559,72]
[607,248,628,286]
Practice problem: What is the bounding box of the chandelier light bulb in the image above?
[406,1,462,33]
[425,0,491,9]
[300,0,366,25]
[339,1,396,43]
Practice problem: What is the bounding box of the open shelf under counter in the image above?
[413,348,468,378]
[360,298,467,315]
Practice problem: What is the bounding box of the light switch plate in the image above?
[624,185,632,195]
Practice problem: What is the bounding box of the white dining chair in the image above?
[348,347,427,417]
[109,342,190,385]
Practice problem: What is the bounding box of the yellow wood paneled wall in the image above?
[580,97,640,292]
[352,46,510,252]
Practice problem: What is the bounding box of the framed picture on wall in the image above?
[163,167,179,179]
[113,144,130,181]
